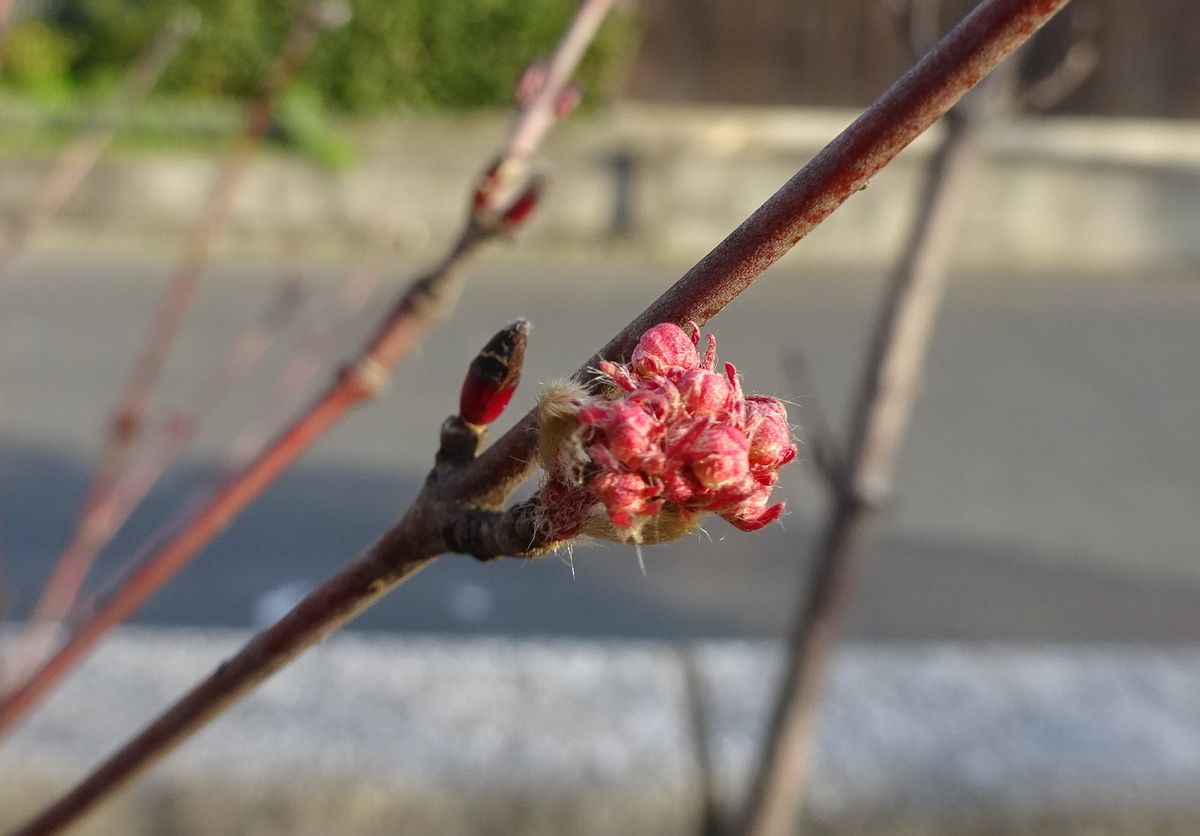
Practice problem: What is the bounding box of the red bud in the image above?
[553,85,583,119]
[459,320,529,426]
[501,178,542,230]
[514,62,548,106]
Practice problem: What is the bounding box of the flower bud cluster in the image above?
[536,323,796,544]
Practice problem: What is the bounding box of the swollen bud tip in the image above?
[459,320,529,426]
[500,177,543,230]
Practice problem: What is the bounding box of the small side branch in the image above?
[12,276,305,677]
[0,9,198,287]
[80,0,342,528]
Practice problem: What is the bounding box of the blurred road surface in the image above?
[0,245,1197,641]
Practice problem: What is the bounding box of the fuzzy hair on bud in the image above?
[533,323,797,550]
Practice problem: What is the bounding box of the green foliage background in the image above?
[2,0,636,113]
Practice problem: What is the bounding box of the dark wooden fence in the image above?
[625,0,1200,118]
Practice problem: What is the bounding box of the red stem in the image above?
[453,0,1073,503]
[13,278,304,673]
[12,2,332,676]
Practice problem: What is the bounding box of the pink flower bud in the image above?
[720,489,786,532]
[685,424,750,490]
[514,62,547,106]
[631,323,700,380]
[662,466,701,504]
[553,84,583,119]
[535,322,795,544]
[678,368,733,417]
[745,396,797,467]
[586,400,661,466]
[589,471,662,529]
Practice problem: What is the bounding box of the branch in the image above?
[737,76,1000,836]
[74,0,344,543]
[1019,27,1099,111]
[446,0,1074,507]
[0,0,617,740]
[8,2,1071,831]
[218,227,395,476]
[780,350,845,492]
[12,277,305,676]
[0,8,199,288]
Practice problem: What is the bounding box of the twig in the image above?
[678,647,722,836]
[0,0,617,740]
[12,277,305,675]
[0,8,199,289]
[1019,15,1099,111]
[0,0,17,70]
[7,3,1071,831]
[76,0,344,540]
[736,77,1003,836]
[218,229,395,475]
[780,351,845,491]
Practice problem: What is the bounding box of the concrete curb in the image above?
[2,105,1198,272]
[3,628,1199,834]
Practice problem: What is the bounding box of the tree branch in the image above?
[74,0,342,547]
[9,1,1072,831]
[0,8,199,288]
[781,350,846,493]
[0,0,617,739]
[737,74,1003,836]
[12,276,305,677]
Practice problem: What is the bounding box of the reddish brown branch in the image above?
[0,0,616,741]
[13,277,305,674]
[736,80,1001,836]
[8,2,1069,831]
[13,0,337,673]
[77,0,342,531]
[0,9,198,288]
[450,0,1073,506]
[219,230,394,475]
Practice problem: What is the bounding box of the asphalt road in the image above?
[1,245,1197,641]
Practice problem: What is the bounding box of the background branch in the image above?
[73,0,343,546]
[8,2,1072,831]
[0,8,199,289]
[12,276,305,676]
[737,68,1008,836]
[781,351,845,492]
[0,0,617,740]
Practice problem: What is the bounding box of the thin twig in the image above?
[0,9,199,289]
[781,351,845,491]
[0,0,18,71]
[15,0,336,669]
[0,0,617,740]
[1019,23,1099,111]
[219,229,396,475]
[7,3,1070,831]
[12,277,305,675]
[736,77,1004,836]
[75,0,343,542]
